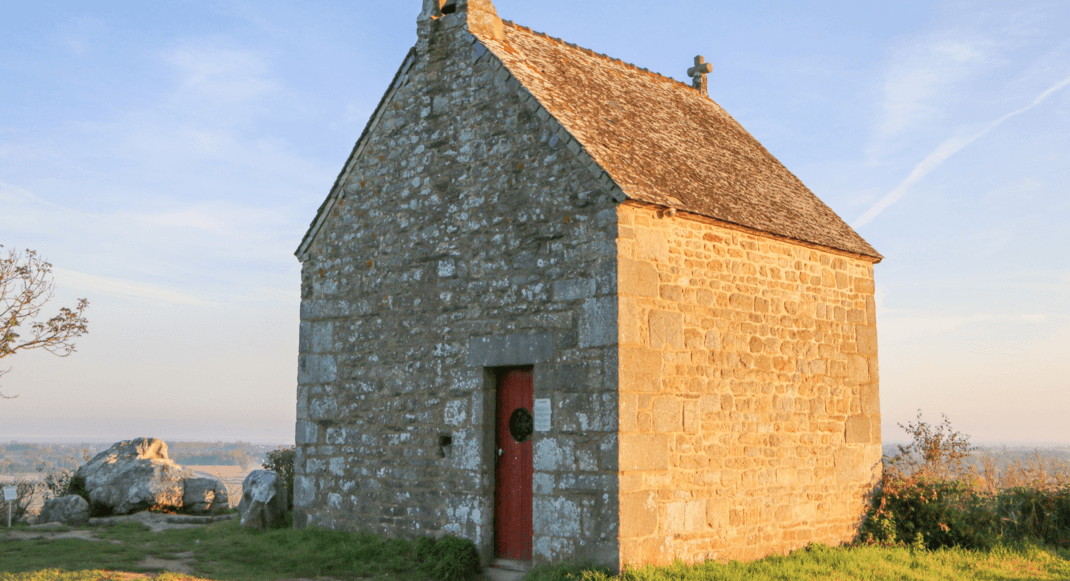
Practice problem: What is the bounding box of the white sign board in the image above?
[534,399,552,432]
[2,487,16,501]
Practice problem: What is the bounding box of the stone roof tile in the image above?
[475,21,881,260]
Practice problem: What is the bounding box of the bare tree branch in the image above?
[0,245,90,398]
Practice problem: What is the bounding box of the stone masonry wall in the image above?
[616,202,881,565]
[295,11,621,567]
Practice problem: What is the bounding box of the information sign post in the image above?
[3,486,16,528]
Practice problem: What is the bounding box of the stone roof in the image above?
[474,20,882,261]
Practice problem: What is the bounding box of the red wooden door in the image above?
[494,368,534,560]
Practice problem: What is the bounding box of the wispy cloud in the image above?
[854,71,1070,228]
[872,34,991,150]
[52,268,209,305]
[164,42,277,102]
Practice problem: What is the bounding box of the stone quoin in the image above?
[294,0,883,570]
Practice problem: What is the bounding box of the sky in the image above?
[0,0,1067,445]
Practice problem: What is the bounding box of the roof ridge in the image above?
[502,20,682,89]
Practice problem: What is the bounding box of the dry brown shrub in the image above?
[970,452,1070,493]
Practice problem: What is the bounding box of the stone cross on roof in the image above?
[687,55,713,97]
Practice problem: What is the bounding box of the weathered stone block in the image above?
[844,415,872,444]
[580,297,618,347]
[299,321,311,353]
[619,258,659,298]
[296,386,310,420]
[652,397,682,432]
[620,393,639,432]
[535,362,591,393]
[298,355,337,384]
[619,346,661,392]
[534,496,581,537]
[648,310,683,350]
[619,297,642,345]
[534,437,576,471]
[556,392,616,432]
[554,278,597,301]
[666,499,706,533]
[729,293,754,311]
[853,277,875,294]
[855,325,878,355]
[620,434,669,470]
[620,491,658,536]
[683,400,701,433]
[312,322,333,353]
[861,384,880,415]
[636,228,669,261]
[834,447,866,481]
[706,497,729,529]
[847,354,869,382]
[466,332,554,366]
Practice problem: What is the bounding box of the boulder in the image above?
[73,437,191,515]
[237,470,288,530]
[183,478,230,514]
[38,495,90,527]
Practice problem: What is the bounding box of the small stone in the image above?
[183,478,230,515]
[38,495,90,527]
[237,470,289,530]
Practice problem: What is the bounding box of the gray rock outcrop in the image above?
[73,437,191,515]
[38,495,90,526]
[237,470,288,530]
[183,477,230,514]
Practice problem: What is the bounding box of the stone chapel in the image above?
[294,0,884,570]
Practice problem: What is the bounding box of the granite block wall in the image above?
[616,202,882,566]
[295,11,621,567]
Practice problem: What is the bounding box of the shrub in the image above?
[415,535,482,581]
[860,470,998,550]
[263,445,295,511]
[0,479,45,523]
[41,468,74,499]
[864,412,1070,550]
[67,473,89,502]
[893,410,975,479]
[994,485,1070,547]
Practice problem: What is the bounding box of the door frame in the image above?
[492,366,535,561]
[467,332,554,565]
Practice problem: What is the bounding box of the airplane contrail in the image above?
[853,73,1070,229]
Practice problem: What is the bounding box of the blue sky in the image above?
[0,0,1067,444]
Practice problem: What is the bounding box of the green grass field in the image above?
[2,521,1070,581]
[529,543,1070,581]
[0,520,474,581]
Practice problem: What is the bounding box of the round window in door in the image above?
[509,407,534,442]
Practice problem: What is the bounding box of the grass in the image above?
[0,573,206,581]
[5,520,1070,581]
[0,520,477,581]
[527,543,1070,581]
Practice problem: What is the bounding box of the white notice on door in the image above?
[534,398,552,432]
[2,487,15,501]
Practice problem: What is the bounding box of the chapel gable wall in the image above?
[295,13,621,566]
[616,202,881,565]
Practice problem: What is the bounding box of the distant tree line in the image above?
[168,441,277,470]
